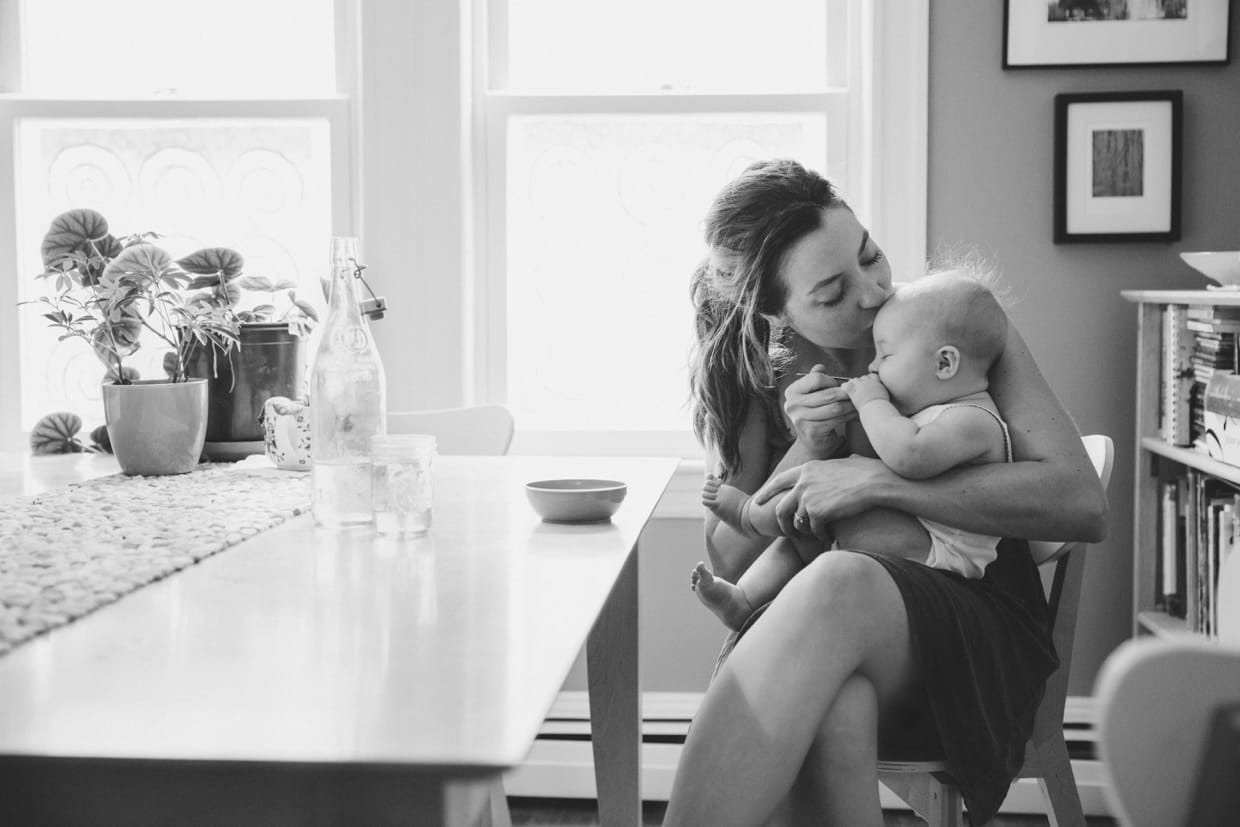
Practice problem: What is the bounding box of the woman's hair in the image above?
[689,159,846,478]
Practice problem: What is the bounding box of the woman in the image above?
[665,160,1107,827]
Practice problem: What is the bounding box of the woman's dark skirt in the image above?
[713,538,1058,825]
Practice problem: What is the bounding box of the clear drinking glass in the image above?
[370,434,436,537]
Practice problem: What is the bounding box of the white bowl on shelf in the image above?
[1180,251,1240,287]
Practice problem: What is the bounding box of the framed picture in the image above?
[1054,91,1183,243]
[1005,0,1231,68]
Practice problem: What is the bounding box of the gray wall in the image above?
[565,6,1240,699]
[930,3,1240,694]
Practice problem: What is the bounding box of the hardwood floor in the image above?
[506,797,1119,826]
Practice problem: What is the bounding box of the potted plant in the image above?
[173,249,319,459]
[30,208,238,475]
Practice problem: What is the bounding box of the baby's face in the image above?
[866,300,942,415]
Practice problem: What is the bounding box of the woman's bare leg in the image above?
[785,674,882,827]
[663,551,917,827]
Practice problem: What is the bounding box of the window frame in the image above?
[0,0,361,452]
[0,0,927,519]
[464,0,928,472]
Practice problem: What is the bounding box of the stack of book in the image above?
[1159,469,1238,636]
[1186,305,1240,447]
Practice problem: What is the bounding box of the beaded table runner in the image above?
[0,462,311,654]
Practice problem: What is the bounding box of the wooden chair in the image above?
[387,404,514,456]
[877,434,1115,827]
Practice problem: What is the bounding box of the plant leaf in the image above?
[101,243,173,284]
[177,247,244,279]
[40,208,109,267]
[291,297,319,321]
[186,275,224,290]
[237,275,274,291]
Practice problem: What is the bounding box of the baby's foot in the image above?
[701,478,755,535]
[690,562,756,631]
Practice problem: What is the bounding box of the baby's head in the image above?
[868,270,1007,414]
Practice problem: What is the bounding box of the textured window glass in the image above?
[21,0,335,96]
[16,119,333,431]
[504,0,828,93]
[506,114,827,431]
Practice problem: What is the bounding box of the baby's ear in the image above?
[935,346,960,379]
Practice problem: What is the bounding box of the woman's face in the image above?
[773,206,892,350]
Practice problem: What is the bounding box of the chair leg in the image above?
[1032,735,1086,827]
[932,780,963,827]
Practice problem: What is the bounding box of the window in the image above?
[471,0,927,459]
[0,0,352,448]
[1,1,927,488]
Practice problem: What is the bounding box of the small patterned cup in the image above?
[261,396,312,471]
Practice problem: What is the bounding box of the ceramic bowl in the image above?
[525,478,627,523]
[1180,251,1240,287]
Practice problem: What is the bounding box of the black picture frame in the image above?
[1053,91,1183,244]
[1005,0,1231,69]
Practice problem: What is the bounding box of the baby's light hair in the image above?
[888,269,1008,372]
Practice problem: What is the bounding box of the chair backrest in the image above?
[1095,637,1240,827]
[1030,434,1114,740]
[386,404,514,456]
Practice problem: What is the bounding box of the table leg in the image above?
[587,546,641,827]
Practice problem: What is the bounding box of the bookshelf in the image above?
[1123,289,1240,641]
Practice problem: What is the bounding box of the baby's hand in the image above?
[842,373,890,408]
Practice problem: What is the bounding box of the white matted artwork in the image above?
[1054,91,1182,243]
[1005,0,1230,68]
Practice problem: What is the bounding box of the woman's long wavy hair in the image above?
[689,159,846,478]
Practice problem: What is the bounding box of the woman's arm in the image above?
[757,324,1108,544]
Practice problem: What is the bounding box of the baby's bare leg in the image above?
[702,477,758,535]
[702,478,790,539]
[690,563,755,631]
[692,538,807,631]
[831,508,930,562]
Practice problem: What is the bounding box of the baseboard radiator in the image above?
[503,692,1114,818]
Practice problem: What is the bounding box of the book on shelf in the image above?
[1162,305,1194,446]
[1163,470,1240,635]
[1186,318,1240,335]
[1159,480,1186,616]
[1188,304,1240,321]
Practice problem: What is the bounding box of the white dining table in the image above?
[0,451,679,826]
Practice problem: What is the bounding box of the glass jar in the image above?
[370,434,436,537]
[310,236,387,528]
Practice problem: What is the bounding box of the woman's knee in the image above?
[794,551,894,617]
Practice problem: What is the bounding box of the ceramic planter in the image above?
[102,379,209,475]
[185,323,306,460]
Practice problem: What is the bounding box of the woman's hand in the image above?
[784,365,856,458]
[752,454,896,540]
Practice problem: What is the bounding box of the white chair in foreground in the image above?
[1094,533,1240,827]
[1094,637,1240,827]
[877,434,1115,827]
[387,404,514,456]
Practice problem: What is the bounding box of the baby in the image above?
[693,271,1012,630]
